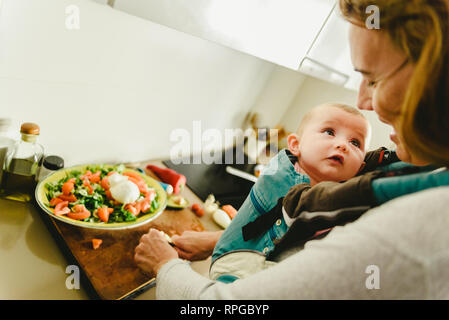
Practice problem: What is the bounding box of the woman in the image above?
[135,0,449,299]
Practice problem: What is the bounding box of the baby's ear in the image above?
[287,133,301,156]
[357,161,366,174]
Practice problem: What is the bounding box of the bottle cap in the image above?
[43,155,64,171]
[21,122,40,135]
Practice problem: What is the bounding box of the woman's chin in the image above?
[390,130,413,163]
[395,142,430,166]
[395,145,412,163]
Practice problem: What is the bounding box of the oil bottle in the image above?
[0,118,17,191]
[1,123,44,202]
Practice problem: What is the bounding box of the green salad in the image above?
[45,165,159,223]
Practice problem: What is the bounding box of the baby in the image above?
[210,103,371,283]
[287,103,369,184]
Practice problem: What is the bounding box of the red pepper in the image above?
[221,204,237,220]
[146,165,186,195]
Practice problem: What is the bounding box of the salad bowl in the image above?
[35,164,167,230]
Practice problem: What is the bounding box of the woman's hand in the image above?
[171,230,223,261]
[134,228,179,276]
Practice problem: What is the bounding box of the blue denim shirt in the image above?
[212,149,310,264]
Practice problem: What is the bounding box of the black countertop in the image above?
[163,147,256,209]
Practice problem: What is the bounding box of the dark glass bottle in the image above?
[0,118,17,191]
[36,155,64,182]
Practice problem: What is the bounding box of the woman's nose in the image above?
[357,80,374,111]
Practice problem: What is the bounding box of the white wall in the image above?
[0,0,393,170]
[279,76,394,150]
[0,0,275,166]
[248,66,306,129]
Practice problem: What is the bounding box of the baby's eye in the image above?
[350,139,361,148]
[324,129,335,136]
[367,80,378,88]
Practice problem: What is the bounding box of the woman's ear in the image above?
[287,133,301,157]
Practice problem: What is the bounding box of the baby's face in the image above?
[290,106,369,185]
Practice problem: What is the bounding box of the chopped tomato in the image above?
[67,204,91,220]
[144,189,156,202]
[54,201,70,216]
[135,201,142,215]
[97,206,113,223]
[122,171,145,182]
[62,181,74,195]
[136,189,156,214]
[50,197,64,207]
[72,204,86,212]
[83,179,94,195]
[80,170,92,180]
[127,176,148,194]
[123,171,150,193]
[89,171,101,184]
[104,190,119,205]
[107,171,118,176]
[100,177,110,190]
[126,176,140,185]
[92,238,103,250]
[58,194,77,202]
[139,199,151,213]
[105,190,113,200]
[139,182,149,194]
[125,203,141,216]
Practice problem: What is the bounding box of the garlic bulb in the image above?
[213,209,231,229]
[204,194,219,215]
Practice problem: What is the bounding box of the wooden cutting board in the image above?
[36,162,206,300]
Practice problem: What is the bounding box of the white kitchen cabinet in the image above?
[111,0,335,70]
[90,0,109,4]
[107,0,361,91]
[298,5,361,91]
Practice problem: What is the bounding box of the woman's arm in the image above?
[134,229,224,276]
[157,225,385,299]
[156,188,449,299]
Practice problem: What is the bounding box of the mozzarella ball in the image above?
[108,173,128,187]
[110,180,140,204]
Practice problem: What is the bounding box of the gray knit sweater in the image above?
[156,187,449,299]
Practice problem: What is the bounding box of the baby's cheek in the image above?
[348,156,365,177]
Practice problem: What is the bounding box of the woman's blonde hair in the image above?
[339,0,449,165]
